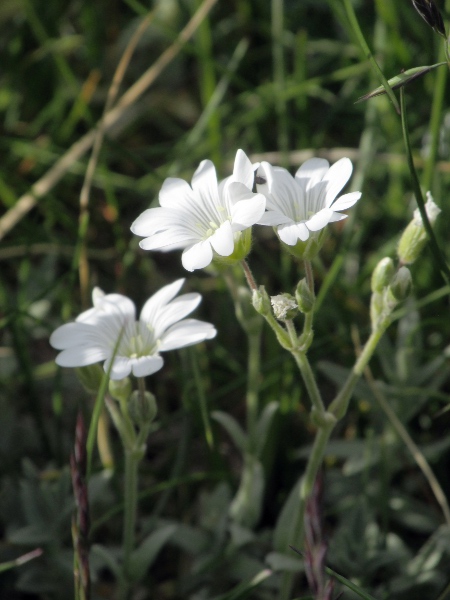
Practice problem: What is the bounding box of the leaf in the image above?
[265,551,303,572]
[273,475,302,554]
[325,566,380,600]
[229,455,264,528]
[90,544,123,581]
[8,524,52,545]
[254,401,278,457]
[355,63,447,103]
[129,524,177,582]
[211,411,247,452]
[211,568,273,600]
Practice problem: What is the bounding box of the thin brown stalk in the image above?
[0,0,219,241]
[78,11,155,306]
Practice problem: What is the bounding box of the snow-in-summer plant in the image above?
[50,278,216,596]
[131,149,266,271]
[44,1,450,598]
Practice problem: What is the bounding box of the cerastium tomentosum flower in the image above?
[256,157,361,259]
[50,279,216,380]
[131,149,266,271]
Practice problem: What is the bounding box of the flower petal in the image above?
[159,177,195,208]
[106,356,133,380]
[259,163,301,220]
[209,220,234,256]
[295,158,329,192]
[278,222,309,244]
[331,191,361,211]
[306,208,333,232]
[152,294,202,337]
[329,212,347,222]
[55,346,108,368]
[191,160,220,206]
[233,149,256,189]
[231,190,266,230]
[131,207,175,236]
[139,229,195,251]
[258,210,293,226]
[181,241,213,271]
[323,157,353,207]
[140,279,186,324]
[160,319,217,351]
[131,355,164,377]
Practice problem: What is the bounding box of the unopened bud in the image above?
[397,192,441,265]
[109,378,132,403]
[270,294,298,320]
[388,266,412,302]
[295,278,315,313]
[128,390,158,426]
[371,257,395,293]
[235,286,262,334]
[76,364,104,394]
[252,286,271,317]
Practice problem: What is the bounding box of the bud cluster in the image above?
[370,258,412,330]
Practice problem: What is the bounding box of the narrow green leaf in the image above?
[356,63,447,103]
[211,568,273,600]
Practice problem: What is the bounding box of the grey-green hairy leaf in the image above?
[212,411,247,451]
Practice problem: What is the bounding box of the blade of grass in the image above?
[0,0,219,241]
[400,87,450,284]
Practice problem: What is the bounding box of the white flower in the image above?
[50,279,216,380]
[131,150,266,271]
[256,157,361,245]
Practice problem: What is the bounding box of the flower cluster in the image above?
[51,149,361,380]
[132,150,361,268]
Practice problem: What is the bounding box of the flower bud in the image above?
[128,390,158,426]
[388,266,412,302]
[235,286,262,335]
[295,278,315,314]
[371,257,395,293]
[252,286,271,317]
[109,378,132,403]
[270,294,298,321]
[75,364,104,394]
[397,192,441,265]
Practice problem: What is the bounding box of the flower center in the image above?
[124,322,157,358]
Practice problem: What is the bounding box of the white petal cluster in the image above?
[256,157,361,245]
[131,150,266,272]
[50,279,216,380]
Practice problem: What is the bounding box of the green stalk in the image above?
[272,0,289,157]
[195,0,221,166]
[423,44,448,191]
[291,351,325,415]
[247,328,262,446]
[400,88,450,283]
[278,319,390,600]
[121,449,140,598]
[340,0,400,113]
